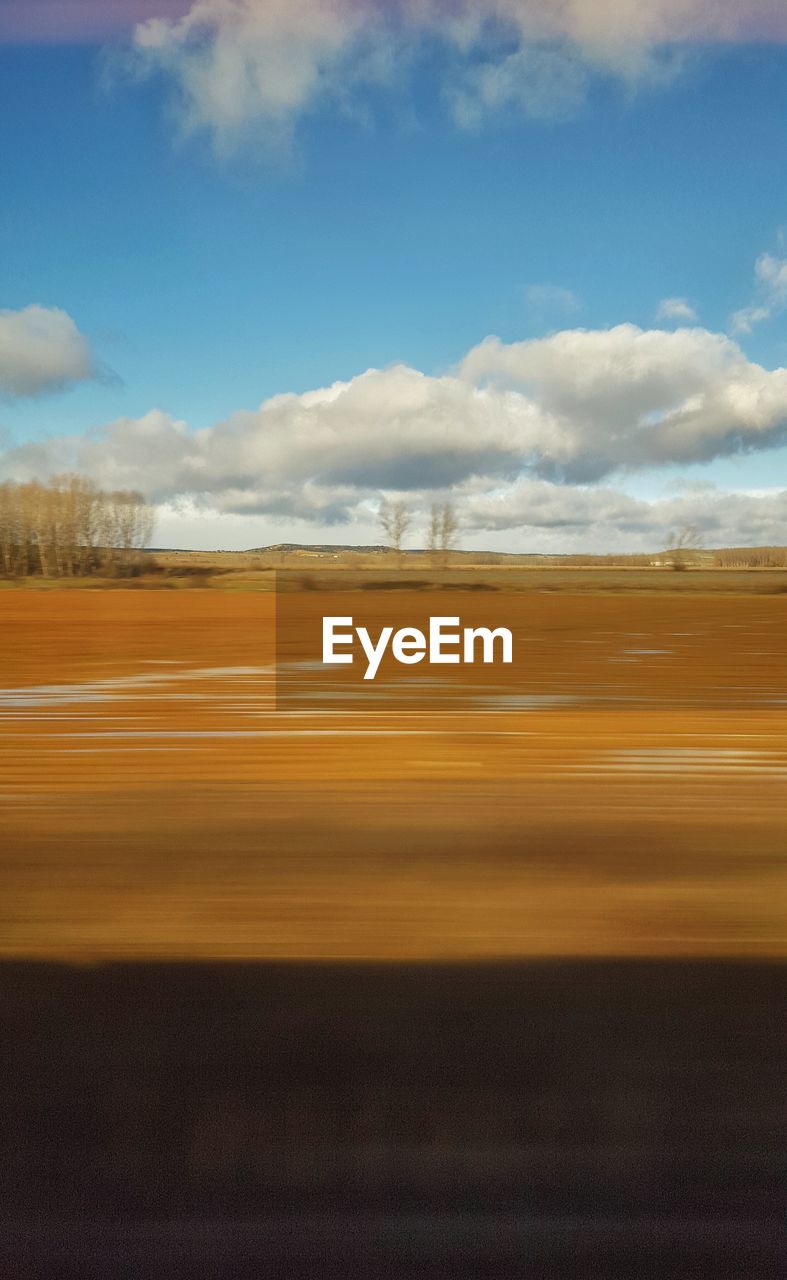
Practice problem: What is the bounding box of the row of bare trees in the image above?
[379,499,459,563]
[377,507,719,571]
[713,546,787,568]
[0,475,154,578]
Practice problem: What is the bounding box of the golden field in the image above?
[1,580,785,960]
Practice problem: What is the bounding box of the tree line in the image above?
[0,475,154,578]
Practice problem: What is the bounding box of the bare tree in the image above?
[102,488,155,575]
[379,499,412,565]
[0,476,155,579]
[440,501,459,555]
[428,501,460,567]
[666,524,703,571]
[427,504,441,559]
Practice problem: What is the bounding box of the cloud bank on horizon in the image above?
[2,321,787,550]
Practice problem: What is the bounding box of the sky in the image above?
[2,0,787,552]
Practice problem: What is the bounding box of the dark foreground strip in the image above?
[0,960,783,1277]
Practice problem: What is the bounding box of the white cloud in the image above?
[525,284,582,317]
[131,0,380,154]
[445,42,589,128]
[147,482,787,553]
[458,324,787,478]
[0,368,536,515]
[0,305,96,399]
[730,305,770,335]
[656,297,698,324]
[127,0,787,152]
[730,250,787,334]
[463,477,787,551]
[3,322,787,552]
[152,496,383,550]
[466,0,787,50]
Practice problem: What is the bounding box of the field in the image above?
[2,574,783,1276]
[1,577,785,960]
[7,558,787,596]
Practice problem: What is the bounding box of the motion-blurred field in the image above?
[1,578,785,959]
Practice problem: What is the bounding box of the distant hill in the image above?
[148,543,787,567]
[247,543,391,554]
[244,544,562,561]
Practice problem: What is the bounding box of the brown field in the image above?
[1,582,785,959]
[5,554,787,595]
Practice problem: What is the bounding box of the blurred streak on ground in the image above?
[0,587,785,959]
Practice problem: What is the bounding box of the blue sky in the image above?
[2,1,787,550]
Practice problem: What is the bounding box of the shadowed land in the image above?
[1,959,783,1278]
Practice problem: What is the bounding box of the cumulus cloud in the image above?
[124,0,787,151]
[656,297,698,324]
[0,368,537,515]
[731,251,787,334]
[458,324,787,479]
[2,322,787,551]
[0,305,97,399]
